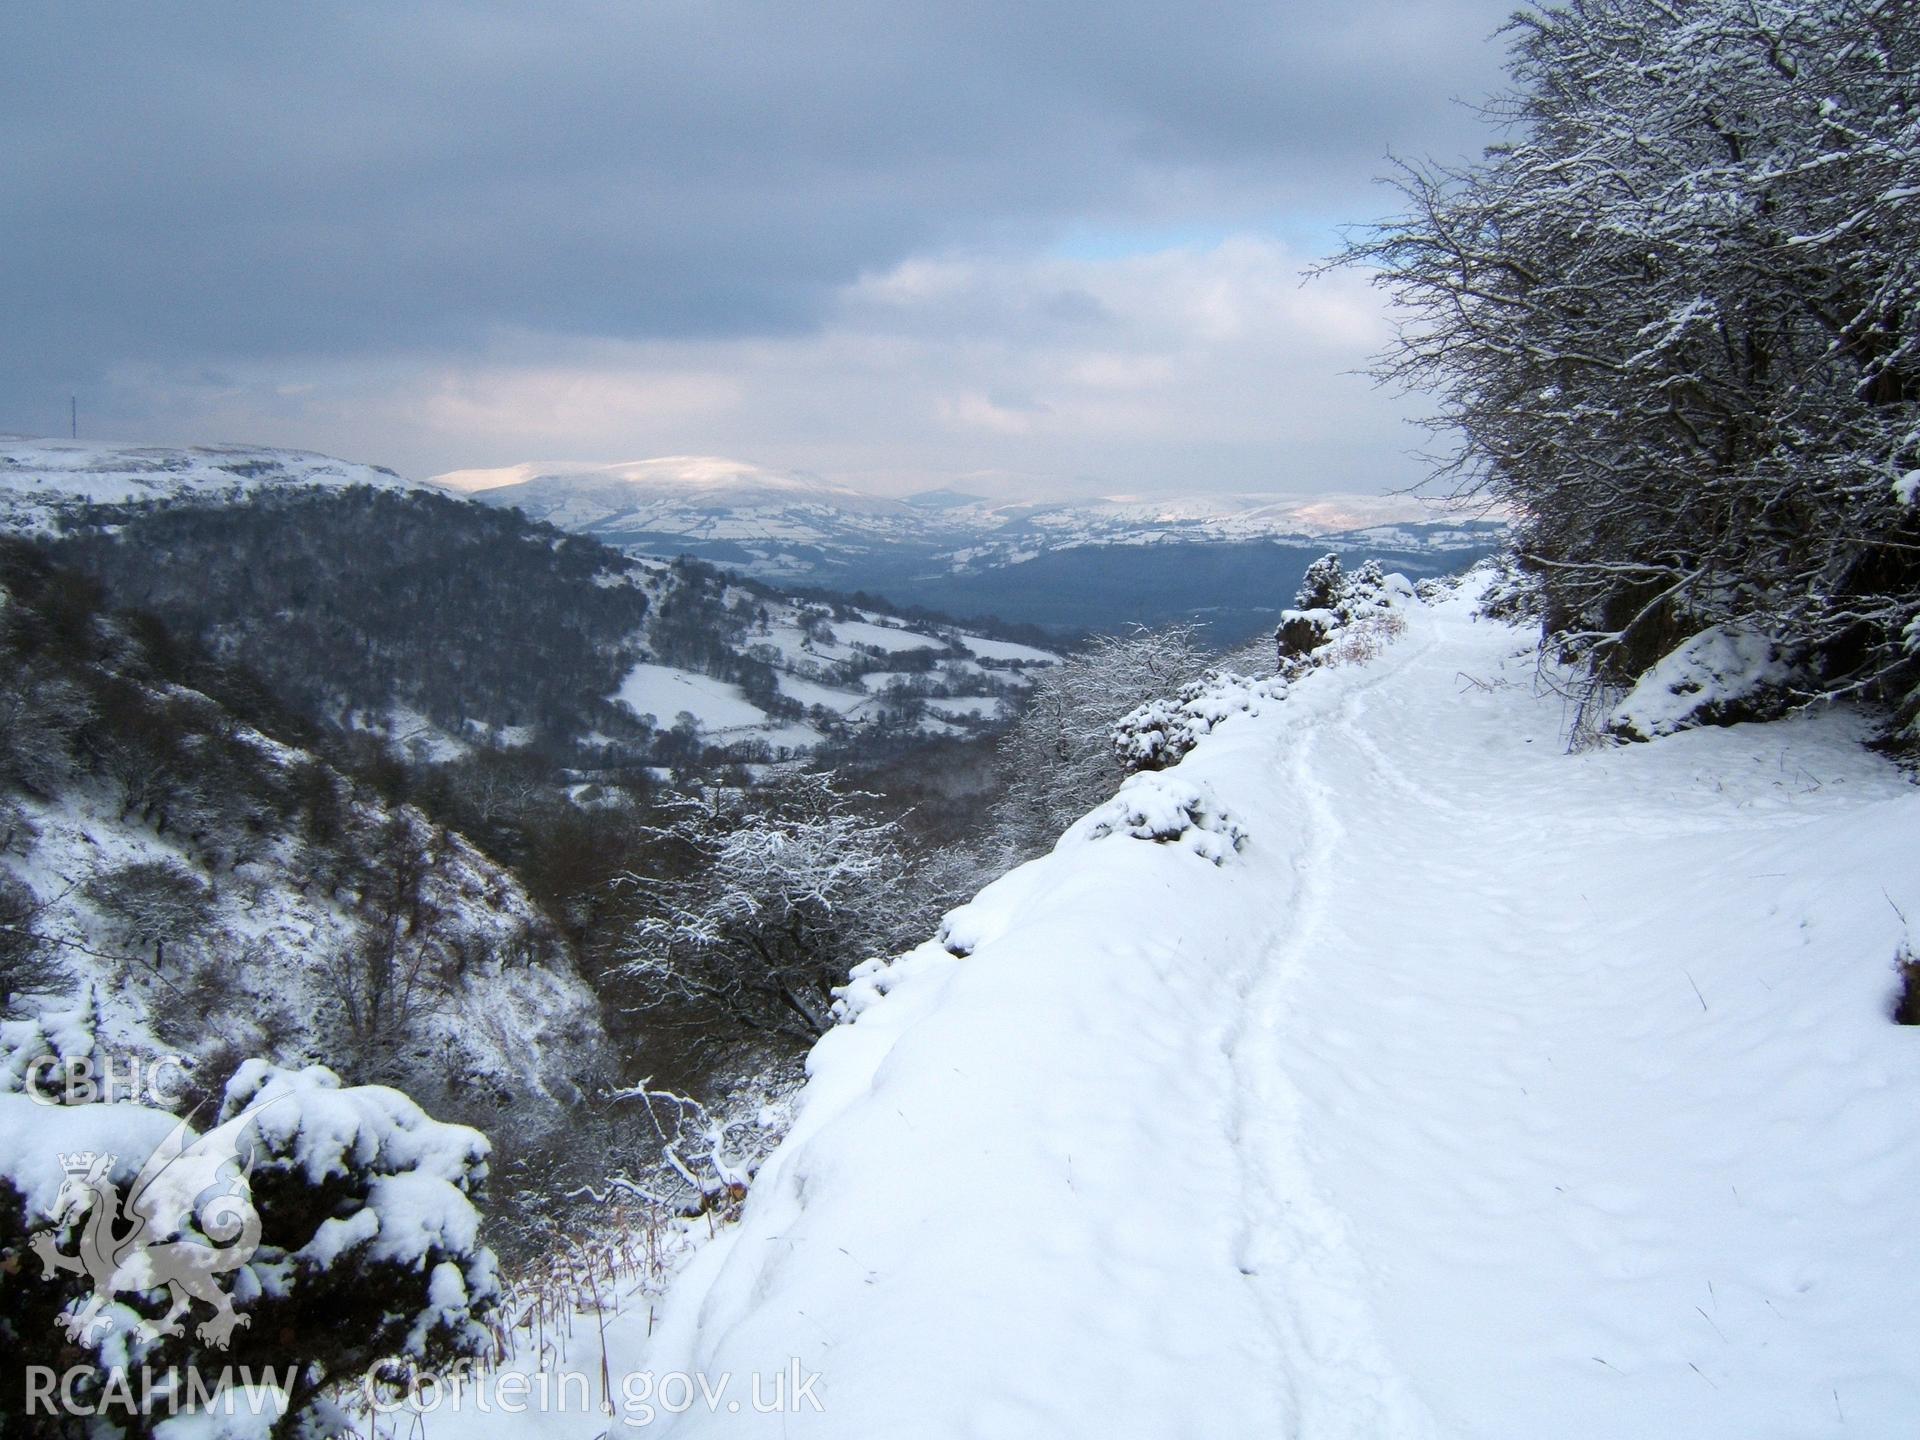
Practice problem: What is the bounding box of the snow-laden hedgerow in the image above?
[1337,0,1920,736]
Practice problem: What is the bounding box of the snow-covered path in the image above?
[1258,606,1920,1436]
[618,589,1920,1437]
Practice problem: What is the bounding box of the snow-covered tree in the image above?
[1339,0,1920,728]
[0,870,66,1018]
[617,772,917,1039]
[991,623,1212,855]
[83,859,214,966]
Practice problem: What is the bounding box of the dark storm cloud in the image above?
[0,0,1510,403]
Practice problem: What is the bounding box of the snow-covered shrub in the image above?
[1112,672,1287,774]
[1894,938,1920,1026]
[1322,610,1409,669]
[0,1039,498,1440]
[594,1079,797,1220]
[1275,555,1418,672]
[1078,776,1247,866]
[1469,555,1542,626]
[1609,625,1800,741]
[84,858,215,964]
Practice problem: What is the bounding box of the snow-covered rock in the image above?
[1611,623,1799,739]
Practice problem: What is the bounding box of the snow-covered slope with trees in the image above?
[570,576,1920,1438]
[0,542,603,1131]
[0,452,1056,768]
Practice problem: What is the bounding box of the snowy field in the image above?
[614,664,770,732]
[954,633,1056,664]
[568,580,1920,1438]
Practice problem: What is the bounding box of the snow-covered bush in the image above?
[1338,0,1920,734]
[0,1026,498,1439]
[1470,554,1544,626]
[592,1079,797,1219]
[1322,610,1409,669]
[84,859,215,965]
[991,622,1212,855]
[1077,776,1248,866]
[1113,672,1288,774]
[1275,555,1418,671]
[1893,937,1920,1026]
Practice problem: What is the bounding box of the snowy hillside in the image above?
[0,437,426,531]
[0,542,603,1127]
[7,452,1056,769]
[487,574,1920,1438]
[613,557,1058,758]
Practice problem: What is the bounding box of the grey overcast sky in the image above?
[0,1,1517,497]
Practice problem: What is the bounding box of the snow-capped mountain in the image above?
[0,436,425,532]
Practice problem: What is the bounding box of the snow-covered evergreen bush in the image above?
[1275,555,1418,672]
[0,1009,498,1440]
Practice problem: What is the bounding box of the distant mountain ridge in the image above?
[441,454,1503,639]
[438,453,1497,568]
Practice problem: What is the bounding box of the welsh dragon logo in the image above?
[30,1102,280,1349]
